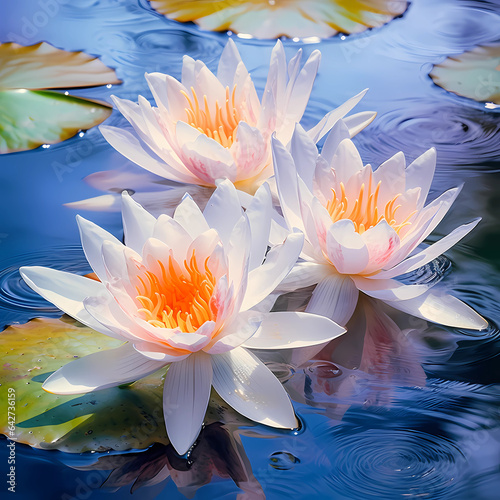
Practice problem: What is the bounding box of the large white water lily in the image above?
[271,121,488,330]
[100,39,374,197]
[20,180,345,455]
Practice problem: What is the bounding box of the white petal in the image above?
[326,220,369,274]
[319,119,351,165]
[181,133,237,184]
[343,111,377,137]
[100,126,197,184]
[76,214,122,281]
[275,261,331,293]
[387,289,488,330]
[163,352,213,455]
[217,38,243,87]
[307,89,368,143]
[205,310,263,354]
[406,148,436,210]
[173,194,210,238]
[305,274,359,326]
[240,230,304,312]
[352,276,429,301]
[211,347,297,428]
[121,192,156,254]
[231,122,269,180]
[271,135,305,233]
[378,219,481,279]
[152,214,192,261]
[289,123,318,191]
[133,341,190,362]
[246,182,273,271]
[19,266,118,338]
[243,311,346,349]
[203,179,243,247]
[330,138,364,180]
[42,343,167,395]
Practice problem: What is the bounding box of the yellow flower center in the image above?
[325,171,416,234]
[135,251,217,333]
[181,85,242,148]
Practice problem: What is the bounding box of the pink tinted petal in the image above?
[360,221,401,274]
[133,341,190,362]
[326,220,369,274]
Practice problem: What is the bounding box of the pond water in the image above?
[1,0,500,499]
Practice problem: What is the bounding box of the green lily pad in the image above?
[430,45,500,104]
[0,90,112,153]
[0,42,121,154]
[0,316,170,453]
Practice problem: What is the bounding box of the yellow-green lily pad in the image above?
[151,0,408,39]
[0,90,112,153]
[0,42,121,154]
[0,316,169,453]
[430,45,500,104]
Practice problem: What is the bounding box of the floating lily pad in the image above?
[0,42,121,154]
[0,316,169,453]
[430,45,500,104]
[151,0,408,39]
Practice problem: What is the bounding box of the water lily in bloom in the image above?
[20,180,346,454]
[271,121,488,330]
[99,39,375,197]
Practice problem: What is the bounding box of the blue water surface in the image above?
[1,0,500,498]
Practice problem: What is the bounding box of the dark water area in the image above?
[1,0,500,498]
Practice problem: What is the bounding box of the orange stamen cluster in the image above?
[135,251,217,333]
[181,85,242,148]
[325,171,416,234]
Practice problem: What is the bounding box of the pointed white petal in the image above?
[76,215,122,281]
[307,89,368,143]
[121,192,156,254]
[290,123,318,190]
[173,194,210,238]
[217,38,243,87]
[271,135,305,233]
[240,230,304,312]
[319,119,351,165]
[406,148,437,210]
[19,266,119,337]
[212,347,297,428]
[163,353,213,455]
[388,290,488,330]
[246,182,273,271]
[243,311,346,349]
[203,179,243,247]
[378,219,481,279]
[343,111,377,137]
[42,343,167,395]
[275,261,331,293]
[352,276,429,301]
[305,274,359,326]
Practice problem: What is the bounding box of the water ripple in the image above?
[326,427,466,499]
[353,101,500,168]
[0,246,91,328]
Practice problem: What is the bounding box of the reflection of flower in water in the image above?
[68,39,374,214]
[279,295,428,420]
[150,0,408,39]
[272,122,487,330]
[88,424,265,499]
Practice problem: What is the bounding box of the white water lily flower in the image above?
[20,180,346,455]
[99,38,375,196]
[271,121,488,330]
